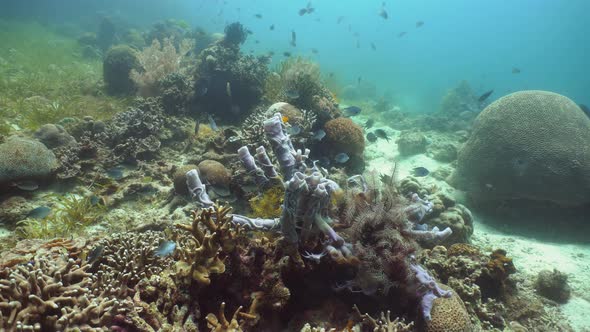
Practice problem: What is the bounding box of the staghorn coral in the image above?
[131,37,195,97]
[352,305,414,332]
[174,203,246,286]
[0,255,129,331]
[89,231,173,298]
[205,302,257,332]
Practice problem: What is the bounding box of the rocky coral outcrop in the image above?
[534,269,571,303]
[198,160,230,188]
[34,124,77,149]
[0,136,58,186]
[324,117,365,156]
[103,44,140,95]
[396,131,427,156]
[452,90,590,206]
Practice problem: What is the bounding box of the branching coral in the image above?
[352,305,414,332]
[0,255,129,331]
[174,203,246,286]
[205,302,256,332]
[131,37,195,97]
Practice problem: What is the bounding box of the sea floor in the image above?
[361,117,590,331]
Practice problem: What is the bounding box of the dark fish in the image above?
[27,206,51,219]
[155,241,176,257]
[364,119,375,129]
[356,40,360,49]
[379,8,388,19]
[106,166,124,180]
[89,195,102,206]
[284,89,300,99]
[299,8,308,16]
[374,129,390,142]
[334,153,350,163]
[311,48,319,54]
[337,16,345,24]
[269,24,275,30]
[357,76,362,85]
[306,2,315,14]
[328,72,334,78]
[254,14,262,19]
[366,132,377,142]
[411,166,430,177]
[512,67,521,74]
[343,106,362,116]
[290,30,297,47]
[398,31,407,38]
[312,129,326,141]
[287,124,302,135]
[255,40,260,44]
[13,180,39,191]
[371,42,376,51]
[478,89,494,103]
[283,51,292,57]
[416,21,424,28]
[87,245,104,264]
[268,51,275,56]
[579,104,590,116]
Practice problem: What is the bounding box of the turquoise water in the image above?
[4,0,588,112]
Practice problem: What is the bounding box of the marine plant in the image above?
[223,22,248,46]
[16,194,105,239]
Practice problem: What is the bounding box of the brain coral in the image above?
[198,160,230,187]
[452,90,590,205]
[426,285,473,332]
[0,136,58,185]
[324,117,365,156]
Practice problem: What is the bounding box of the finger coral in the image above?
[175,203,246,286]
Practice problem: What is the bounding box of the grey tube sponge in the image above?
[263,113,297,179]
[238,146,269,188]
[255,146,278,178]
[410,261,452,321]
[186,169,214,207]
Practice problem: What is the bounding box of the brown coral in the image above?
[206,302,257,332]
[198,160,231,188]
[172,164,198,195]
[324,117,365,156]
[426,285,473,332]
[175,203,246,286]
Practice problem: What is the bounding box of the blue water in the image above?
[3,0,589,111]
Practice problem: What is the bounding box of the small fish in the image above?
[284,89,300,99]
[155,241,176,257]
[27,206,51,219]
[374,129,390,142]
[478,89,494,103]
[311,48,319,54]
[357,76,362,85]
[579,104,590,117]
[87,245,104,264]
[512,67,521,74]
[379,8,388,19]
[337,16,345,24]
[269,24,275,30]
[89,195,103,206]
[398,31,407,38]
[416,21,424,28]
[371,42,376,51]
[254,14,262,19]
[13,180,39,191]
[106,166,124,180]
[290,30,297,47]
[283,51,292,57]
[312,129,326,141]
[254,40,260,44]
[379,173,392,185]
[411,166,430,177]
[343,106,362,116]
[208,114,219,131]
[334,153,350,163]
[298,8,308,16]
[287,124,302,135]
[366,132,377,142]
[268,51,275,56]
[364,119,375,129]
[226,81,232,97]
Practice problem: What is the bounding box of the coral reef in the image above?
[34,124,77,149]
[193,23,269,122]
[0,135,58,188]
[198,160,231,188]
[396,131,427,156]
[425,285,472,332]
[439,80,480,115]
[103,45,140,96]
[534,269,571,303]
[323,117,365,156]
[452,90,590,206]
[172,164,199,195]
